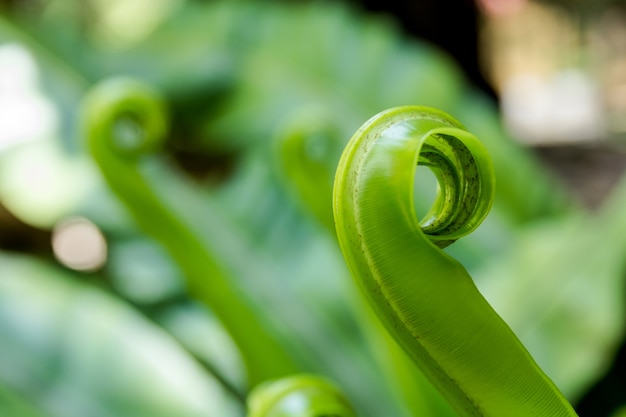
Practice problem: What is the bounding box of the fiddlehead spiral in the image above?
[333,106,578,417]
[247,375,357,417]
[84,78,168,158]
[82,77,297,387]
[275,108,344,231]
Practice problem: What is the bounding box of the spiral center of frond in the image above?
[416,132,484,248]
[111,114,147,153]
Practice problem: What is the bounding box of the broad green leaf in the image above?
[0,251,241,417]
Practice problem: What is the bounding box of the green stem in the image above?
[275,108,457,417]
[333,106,578,417]
[81,77,297,387]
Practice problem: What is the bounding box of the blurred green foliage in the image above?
[0,0,624,416]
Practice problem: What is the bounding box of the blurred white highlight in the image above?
[0,43,57,152]
[52,217,108,272]
[501,69,606,144]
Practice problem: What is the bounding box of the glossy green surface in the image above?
[333,106,578,417]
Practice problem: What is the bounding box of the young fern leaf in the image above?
[275,109,458,417]
[274,107,342,231]
[247,375,357,417]
[82,78,297,387]
[333,106,579,417]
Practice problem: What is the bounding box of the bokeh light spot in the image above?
[52,217,107,272]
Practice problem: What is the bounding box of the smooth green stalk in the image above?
[276,109,457,417]
[333,106,578,417]
[247,375,357,417]
[82,77,297,387]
